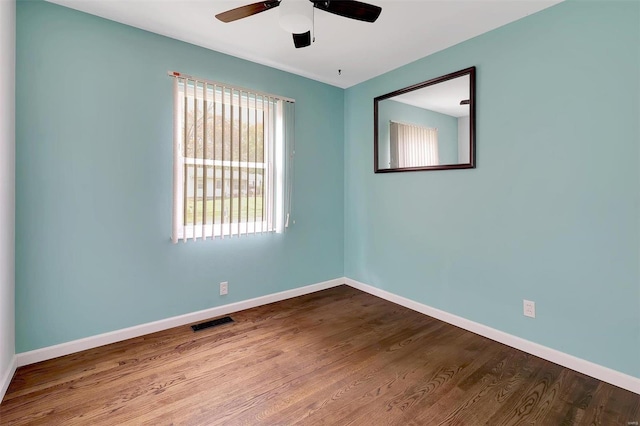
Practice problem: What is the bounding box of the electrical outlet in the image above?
[523,299,535,318]
[220,281,228,296]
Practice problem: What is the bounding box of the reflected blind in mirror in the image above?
[390,121,439,168]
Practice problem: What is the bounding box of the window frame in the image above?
[170,72,294,243]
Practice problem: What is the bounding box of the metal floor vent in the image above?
[191,316,234,332]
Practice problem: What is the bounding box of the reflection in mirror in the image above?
[374,67,475,172]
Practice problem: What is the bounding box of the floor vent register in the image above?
[191,316,234,332]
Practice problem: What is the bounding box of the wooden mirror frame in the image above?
[374,66,476,173]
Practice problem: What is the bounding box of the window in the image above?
[389,121,439,168]
[171,73,294,242]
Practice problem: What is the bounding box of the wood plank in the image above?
[1,285,638,425]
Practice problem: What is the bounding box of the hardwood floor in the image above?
[1,285,638,425]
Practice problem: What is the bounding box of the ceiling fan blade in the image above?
[311,0,381,23]
[292,31,312,48]
[216,0,281,23]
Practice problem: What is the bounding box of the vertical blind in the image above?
[390,121,439,168]
[170,72,295,243]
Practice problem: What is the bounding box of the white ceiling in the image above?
[392,74,470,117]
[46,0,563,88]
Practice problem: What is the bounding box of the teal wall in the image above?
[377,99,458,168]
[345,0,640,378]
[15,1,344,352]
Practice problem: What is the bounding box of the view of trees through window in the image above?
[181,85,274,229]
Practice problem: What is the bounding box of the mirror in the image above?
[374,67,475,173]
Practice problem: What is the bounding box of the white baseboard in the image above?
[16,278,344,367]
[13,276,639,395]
[0,355,17,403]
[345,278,640,395]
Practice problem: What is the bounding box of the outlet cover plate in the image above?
[523,299,535,318]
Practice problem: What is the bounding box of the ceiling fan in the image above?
[215,1,382,48]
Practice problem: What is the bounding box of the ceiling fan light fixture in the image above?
[279,0,313,34]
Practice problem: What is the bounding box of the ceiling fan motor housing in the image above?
[279,1,313,34]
